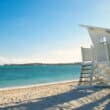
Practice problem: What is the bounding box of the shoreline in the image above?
[0,79,78,91]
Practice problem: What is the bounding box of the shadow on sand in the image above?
[1,87,110,110]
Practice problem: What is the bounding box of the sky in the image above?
[0,0,110,64]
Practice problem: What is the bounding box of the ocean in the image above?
[0,64,81,88]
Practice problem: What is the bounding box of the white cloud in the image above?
[50,47,81,63]
[0,47,82,65]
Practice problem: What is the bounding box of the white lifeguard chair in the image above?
[79,25,110,86]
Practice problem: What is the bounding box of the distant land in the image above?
[3,62,81,66]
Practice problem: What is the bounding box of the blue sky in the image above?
[0,0,110,64]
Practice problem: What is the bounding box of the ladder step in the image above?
[81,72,92,74]
[82,64,92,67]
[79,77,91,81]
[80,76,90,78]
[79,81,88,83]
[81,68,92,70]
[79,78,90,81]
[79,81,89,84]
[79,79,90,82]
[81,68,92,71]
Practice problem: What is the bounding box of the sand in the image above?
[0,81,110,110]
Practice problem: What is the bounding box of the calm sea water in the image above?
[0,64,81,88]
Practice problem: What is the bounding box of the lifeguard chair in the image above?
[79,25,110,86]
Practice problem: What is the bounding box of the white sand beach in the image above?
[0,81,110,110]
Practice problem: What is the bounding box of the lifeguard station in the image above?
[79,25,110,86]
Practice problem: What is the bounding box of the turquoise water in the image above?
[0,64,81,88]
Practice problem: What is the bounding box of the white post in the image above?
[89,46,94,85]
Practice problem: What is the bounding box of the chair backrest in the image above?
[88,27,110,45]
[80,25,110,46]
